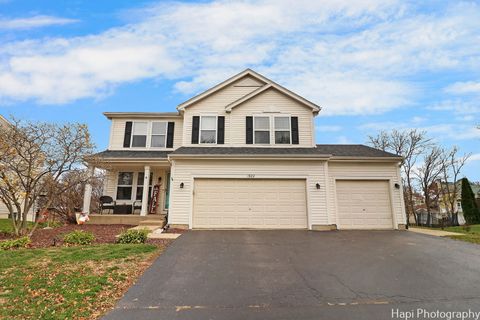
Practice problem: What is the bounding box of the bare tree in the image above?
[437,147,470,226]
[37,170,104,224]
[368,129,432,226]
[414,147,444,227]
[0,118,95,236]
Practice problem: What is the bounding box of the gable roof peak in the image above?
[177,69,321,113]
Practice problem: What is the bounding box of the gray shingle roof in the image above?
[91,145,400,160]
[92,150,171,159]
[315,144,400,158]
[171,145,400,158]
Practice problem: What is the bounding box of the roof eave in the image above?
[169,154,332,160]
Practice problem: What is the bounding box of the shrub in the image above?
[63,230,95,245]
[0,236,31,250]
[116,229,149,244]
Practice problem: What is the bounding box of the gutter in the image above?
[168,154,332,160]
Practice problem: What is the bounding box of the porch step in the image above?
[138,217,166,228]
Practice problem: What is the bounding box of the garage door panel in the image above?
[193,179,307,229]
[336,180,393,230]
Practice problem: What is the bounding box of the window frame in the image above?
[116,172,134,200]
[199,115,218,144]
[273,115,292,145]
[130,121,148,148]
[253,115,271,145]
[150,121,168,149]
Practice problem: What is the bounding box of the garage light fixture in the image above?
[394,183,400,189]
[180,182,184,189]
[316,183,321,190]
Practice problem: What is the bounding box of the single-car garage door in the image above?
[193,179,307,229]
[336,180,394,229]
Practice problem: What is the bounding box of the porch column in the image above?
[140,165,151,216]
[82,165,95,214]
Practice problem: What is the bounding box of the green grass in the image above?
[0,244,162,319]
[415,224,480,244]
[442,224,480,244]
[0,219,61,235]
[441,224,480,234]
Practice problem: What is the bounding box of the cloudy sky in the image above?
[0,0,478,179]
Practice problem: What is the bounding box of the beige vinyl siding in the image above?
[169,159,328,227]
[229,88,314,147]
[183,78,261,147]
[109,118,184,150]
[327,161,405,227]
[0,202,9,219]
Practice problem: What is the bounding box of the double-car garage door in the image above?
[193,179,308,229]
[192,178,394,230]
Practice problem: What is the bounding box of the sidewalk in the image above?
[408,227,462,237]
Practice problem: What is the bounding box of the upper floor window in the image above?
[131,122,148,147]
[151,122,167,148]
[200,116,217,144]
[254,116,270,144]
[274,116,291,144]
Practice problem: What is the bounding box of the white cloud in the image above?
[0,0,479,114]
[428,100,480,115]
[445,81,480,95]
[316,125,343,132]
[468,153,480,162]
[0,15,78,30]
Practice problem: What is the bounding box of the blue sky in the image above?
[0,0,478,180]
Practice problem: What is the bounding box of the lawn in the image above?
[0,243,166,319]
[442,224,480,244]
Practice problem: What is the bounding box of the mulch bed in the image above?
[1,224,175,248]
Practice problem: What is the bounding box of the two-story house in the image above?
[84,69,406,230]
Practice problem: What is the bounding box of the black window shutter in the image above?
[217,116,225,144]
[123,121,132,148]
[191,116,200,144]
[246,116,253,144]
[291,117,299,144]
[166,122,175,148]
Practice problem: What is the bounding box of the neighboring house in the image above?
[0,115,36,222]
[416,179,480,226]
[0,115,9,219]
[84,69,406,230]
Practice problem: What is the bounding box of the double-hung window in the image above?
[151,122,167,148]
[131,122,148,147]
[136,172,153,201]
[254,116,270,144]
[274,116,291,144]
[116,172,133,200]
[200,116,217,144]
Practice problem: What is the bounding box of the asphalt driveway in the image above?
[104,231,480,320]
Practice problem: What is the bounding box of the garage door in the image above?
[193,179,307,229]
[336,180,393,229]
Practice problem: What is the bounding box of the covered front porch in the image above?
[83,156,171,223]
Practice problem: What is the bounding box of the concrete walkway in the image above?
[408,227,462,237]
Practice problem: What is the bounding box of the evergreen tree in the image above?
[461,178,480,224]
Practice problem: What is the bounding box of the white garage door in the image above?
[336,180,393,229]
[193,179,307,229]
